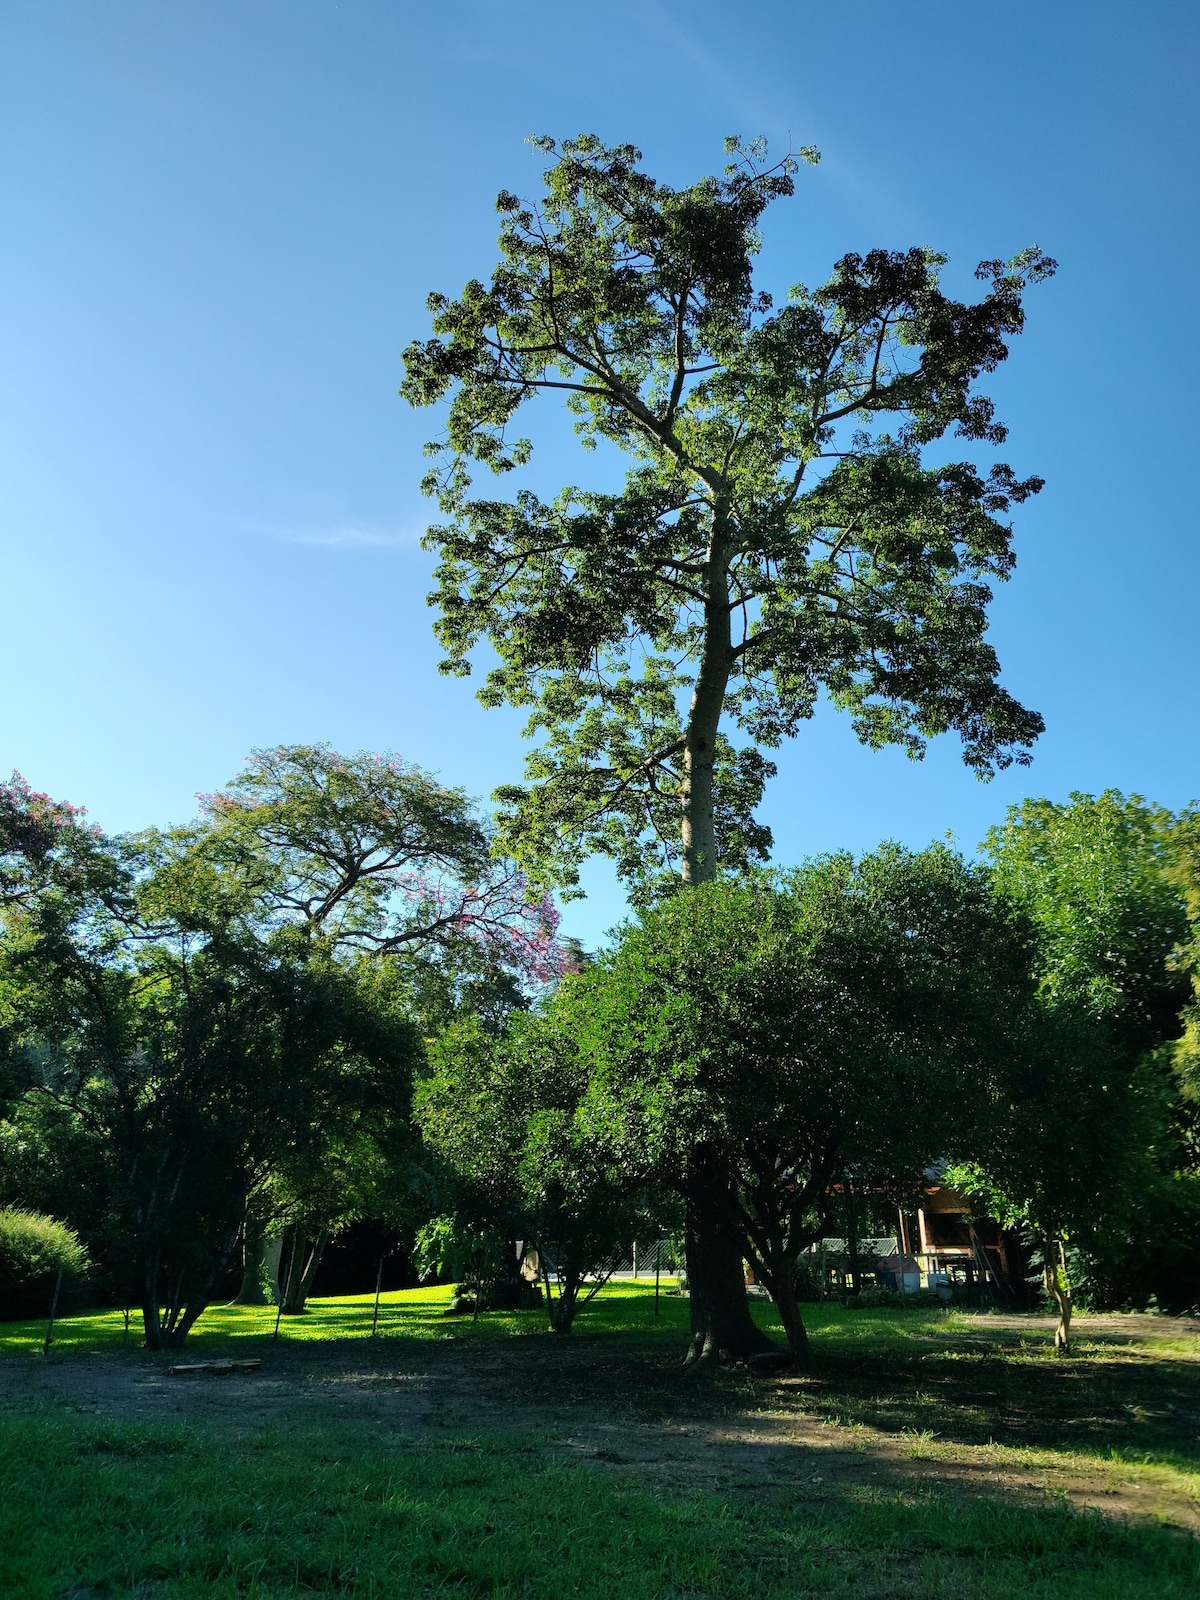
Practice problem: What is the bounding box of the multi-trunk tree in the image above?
[402,134,1053,1360]
[0,747,562,1347]
[418,1011,647,1335]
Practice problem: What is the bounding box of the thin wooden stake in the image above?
[43,1268,63,1355]
[371,1255,384,1338]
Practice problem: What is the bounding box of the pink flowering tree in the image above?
[187,744,568,990]
[0,772,110,907]
[170,745,570,1312]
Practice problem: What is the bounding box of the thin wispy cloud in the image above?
[266,520,424,551]
[629,0,925,239]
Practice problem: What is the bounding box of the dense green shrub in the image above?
[852,1285,945,1309]
[0,1208,88,1300]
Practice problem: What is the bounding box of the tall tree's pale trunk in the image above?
[677,527,787,1366]
[281,1226,332,1315]
[679,527,731,887]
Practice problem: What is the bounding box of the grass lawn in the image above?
[2,1284,1198,1598]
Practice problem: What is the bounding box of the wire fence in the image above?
[532,1238,680,1280]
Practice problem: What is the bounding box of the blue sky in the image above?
[2,1,1197,946]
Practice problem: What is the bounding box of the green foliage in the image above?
[411,1214,478,1284]
[0,1208,87,1291]
[417,1012,648,1332]
[985,792,1189,1057]
[567,846,1038,1350]
[953,792,1197,1315]
[186,745,483,956]
[578,845,1034,1177]
[403,135,1053,895]
[1162,804,1200,1090]
[0,749,492,1346]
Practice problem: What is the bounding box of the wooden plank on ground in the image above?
[167,1359,262,1376]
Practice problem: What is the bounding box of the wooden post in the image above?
[43,1268,64,1355]
[897,1208,911,1256]
[371,1255,384,1338]
[654,1244,661,1316]
[916,1207,931,1289]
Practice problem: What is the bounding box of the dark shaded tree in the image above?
[0,749,562,1346]
[418,1012,647,1334]
[568,847,1038,1366]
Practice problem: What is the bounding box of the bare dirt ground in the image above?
[9,1313,1200,1537]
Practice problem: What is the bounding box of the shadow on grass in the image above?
[6,1287,1200,1465]
[4,1284,1200,1597]
[2,1401,1199,1600]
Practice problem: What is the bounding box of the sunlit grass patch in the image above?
[0,1277,715,1359]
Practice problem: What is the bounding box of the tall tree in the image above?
[402,134,1054,1356]
[185,744,563,980]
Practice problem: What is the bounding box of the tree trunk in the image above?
[233,1227,282,1305]
[676,524,789,1371]
[141,1248,164,1350]
[683,1148,779,1370]
[768,1269,810,1367]
[1044,1234,1072,1351]
[152,1219,245,1349]
[282,1228,331,1315]
[678,535,731,887]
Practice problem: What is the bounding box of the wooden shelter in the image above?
[898,1183,1011,1299]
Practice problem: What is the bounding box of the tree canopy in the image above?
[403,134,1054,898]
[951,792,1197,1342]
[0,747,563,1347]
[558,846,1039,1362]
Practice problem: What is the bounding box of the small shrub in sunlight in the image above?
[0,1209,88,1309]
